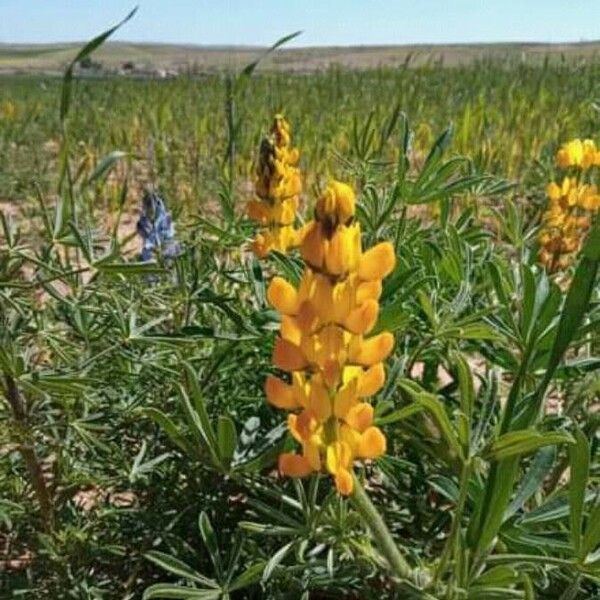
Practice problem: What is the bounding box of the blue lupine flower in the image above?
[137,191,181,261]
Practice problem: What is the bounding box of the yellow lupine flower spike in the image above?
[540,139,600,272]
[248,115,302,257]
[267,180,397,495]
[556,138,600,170]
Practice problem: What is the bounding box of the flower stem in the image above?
[3,374,54,531]
[350,473,412,581]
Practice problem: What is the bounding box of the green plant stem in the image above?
[406,335,434,377]
[434,460,471,593]
[350,473,412,582]
[3,374,54,531]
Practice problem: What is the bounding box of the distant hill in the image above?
[1,40,599,75]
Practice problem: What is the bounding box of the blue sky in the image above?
[1,1,599,46]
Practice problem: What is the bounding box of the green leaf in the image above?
[60,8,137,122]
[181,363,221,467]
[581,501,600,559]
[457,322,504,341]
[240,31,302,78]
[504,446,556,521]
[143,585,220,600]
[468,458,520,554]
[141,408,194,457]
[229,561,266,591]
[486,429,573,461]
[94,261,166,275]
[372,301,410,334]
[417,289,436,327]
[217,415,237,468]
[262,542,293,582]
[85,150,128,186]
[472,565,519,588]
[198,512,223,579]
[143,551,218,588]
[520,491,594,526]
[569,429,590,559]
[522,219,600,423]
[417,392,464,462]
[376,403,423,425]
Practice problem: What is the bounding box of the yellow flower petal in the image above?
[252,234,269,258]
[339,423,362,454]
[345,403,374,433]
[325,224,361,276]
[303,440,322,471]
[281,315,302,346]
[356,279,382,303]
[301,222,325,270]
[273,338,307,371]
[350,332,394,366]
[265,376,300,410]
[344,299,379,335]
[357,363,386,397]
[546,182,561,202]
[288,410,317,443]
[267,277,298,315]
[358,426,386,459]
[296,301,319,333]
[315,180,356,225]
[311,275,335,323]
[279,453,312,477]
[247,199,270,224]
[326,441,353,474]
[333,378,358,419]
[358,242,396,281]
[307,378,332,422]
[334,468,353,495]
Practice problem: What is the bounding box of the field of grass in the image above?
[1,54,600,206]
[1,31,599,600]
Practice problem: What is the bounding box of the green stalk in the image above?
[3,374,54,531]
[350,473,412,581]
[434,461,471,593]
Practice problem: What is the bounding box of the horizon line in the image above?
[1,39,600,51]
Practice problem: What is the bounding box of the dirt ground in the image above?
[1,40,600,76]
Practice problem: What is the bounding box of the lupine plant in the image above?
[1,13,599,600]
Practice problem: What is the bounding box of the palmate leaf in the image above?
[180,363,222,468]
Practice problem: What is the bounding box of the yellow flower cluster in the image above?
[556,138,600,170]
[0,100,17,121]
[247,115,302,257]
[539,140,600,270]
[265,181,396,495]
